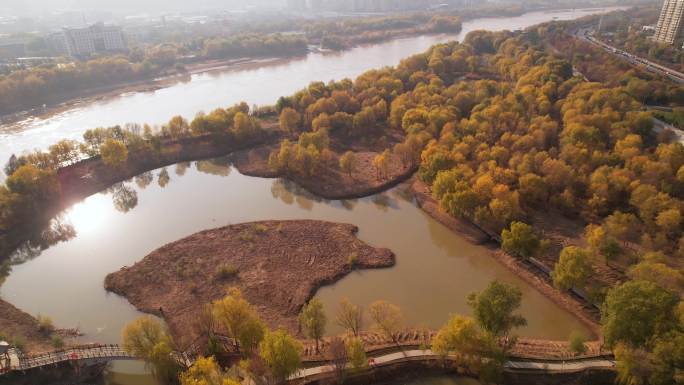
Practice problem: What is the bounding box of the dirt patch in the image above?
[231,143,417,200]
[104,220,394,344]
[0,299,52,353]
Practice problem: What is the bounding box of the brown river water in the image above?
[0,7,624,384]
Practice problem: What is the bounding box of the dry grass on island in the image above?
[104,220,394,344]
[0,299,54,353]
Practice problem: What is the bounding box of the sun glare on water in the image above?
[65,194,113,235]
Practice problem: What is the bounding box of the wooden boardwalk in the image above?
[291,349,616,383]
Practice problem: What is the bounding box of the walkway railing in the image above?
[290,349,616,383]
[1,333,240,375]
[5,344,134,372]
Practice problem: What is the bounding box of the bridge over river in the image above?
[0,343,199,375]
[1,344,136,374]
[1,342,615,384]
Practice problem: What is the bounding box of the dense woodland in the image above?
[1,14,684,385]
[263,23,684,383]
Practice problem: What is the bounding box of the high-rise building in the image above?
[654,0,684,46]
[49,22,127,57]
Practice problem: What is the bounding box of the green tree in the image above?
[551,246,593,291]
[372,150,390,180]
[467,281,527,344]
[167,115,189,139]
[352,107,376,136]
[431,314,483,367]
[2,164,60,227]
[212,288,265,353]
[180,356,240,385]
[368,300,403,344]
[339,151,357,177]
[649,331,684,385]
[336,298,363,337]
[501,221,540,259]
[258,329,303,383]
[627,261,684,293]
[601,281,679,348]
[232,112,257,139]
[100,139,128,169]
[299,298,326,353]
[518,173,548,207]
[279,107,300,134]
[48,139,79,166]
[656,208,682,238]
[346,337,367,372]
[615,343,652,385]
[122,316,180,382]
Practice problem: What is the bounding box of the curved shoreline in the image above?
[408,179,602,338]
[104,220,395,342]
[2,134,601,352]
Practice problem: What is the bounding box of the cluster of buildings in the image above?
[286,0,432,12]
[48,22,127,57]
[654,0,684,46]
[0,22,126,61]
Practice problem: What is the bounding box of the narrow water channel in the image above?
[6,160,586,383]
[2,162,590,342]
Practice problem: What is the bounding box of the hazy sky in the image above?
[2,0,286,15]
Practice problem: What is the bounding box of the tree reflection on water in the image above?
[3,217,76,278]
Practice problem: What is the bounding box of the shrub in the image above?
[189,283,199,295]
[215,264,239,281]
[51,335,65,349]
[253,224,269,234]
[37,315,54,335]
[347,252,359,267]
[239,230,255,242]
[569,331,587,355]
[11,336,26,350]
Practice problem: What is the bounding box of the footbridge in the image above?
[0,344,136,374]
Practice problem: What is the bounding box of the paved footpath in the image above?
[290,349,615,381]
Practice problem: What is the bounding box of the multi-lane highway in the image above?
[576,27,684,84]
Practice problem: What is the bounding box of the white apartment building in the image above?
[50,22,127,57]
[654,0,684,46]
